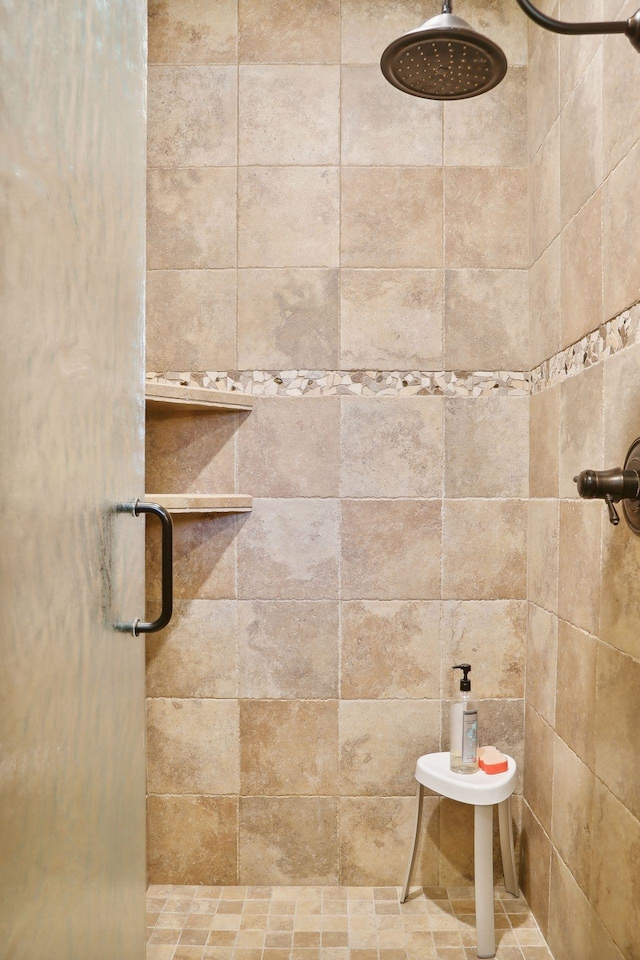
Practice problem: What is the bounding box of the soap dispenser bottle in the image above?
[449,663,479,774]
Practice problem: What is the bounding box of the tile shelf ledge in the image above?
[145,381,254,411]
[145,494,253,514]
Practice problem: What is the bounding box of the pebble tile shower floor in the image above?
[146,884,554,960]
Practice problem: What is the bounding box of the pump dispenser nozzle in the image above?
[452,663,471,691]
[449,663,478,774]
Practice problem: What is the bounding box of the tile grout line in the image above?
[146,881,551,960]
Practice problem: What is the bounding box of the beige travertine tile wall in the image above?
[145,0,530,888]
[524,6,640,960]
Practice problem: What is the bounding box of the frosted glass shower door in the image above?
[0,2,148,958]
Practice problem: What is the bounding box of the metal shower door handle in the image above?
[118,499,173,636]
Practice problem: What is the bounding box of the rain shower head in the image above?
[380,1,507,101]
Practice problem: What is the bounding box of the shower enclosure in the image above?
[0,2,148,957]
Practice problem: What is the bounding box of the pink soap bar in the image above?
[478,746,508,774]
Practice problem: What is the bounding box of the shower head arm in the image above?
[514,0,640,51]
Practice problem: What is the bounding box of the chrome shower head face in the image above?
[380,10,508,100]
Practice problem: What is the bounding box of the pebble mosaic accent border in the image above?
[146,369,529,398]
[147,302,640,399]
[530,303,640,394]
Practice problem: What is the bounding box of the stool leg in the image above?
[498,797,519,897]
[400,783,424,903]
[474,804,495,959]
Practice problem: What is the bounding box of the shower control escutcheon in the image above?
[574,437,640,534]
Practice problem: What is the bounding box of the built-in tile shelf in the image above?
[145,494,253,514]
[145,384,253,516]
[145,382,254,412]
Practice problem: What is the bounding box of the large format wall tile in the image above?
[558,501,601,635]
[442,500,527,600]
[146,599,238,699]
[445,167,528,269]
[547,851,593,960]
[529,385,559,498]
[238,600,339,700]
[238,167,339,268]
[528,500,559,613]
[341,499,442,600]
[340,397,443,498]
[595,642,640,821]
[558,0,603,105]
[147,167,237,269]
[523,705,554,834]
[529,123,560,265]
[148,66,237,166]
[340,0,430,64]
[341,65,442,166]
[591,780,640,960]
[438,798,475,885]
[238,397,340,498]
[603,139,640,321]
[444,67,527,167]
[526,605,557,726]
[559,50,602,229]
[340,269,443,369]
[444,397,529,498]
[147,796,237,885]
[339,699,440,796]
[339,796,440,886]
[239,798,339,885]
[520,803,551,936]
[238,0,340,63]
[146,269,237,371]
[555,619,596,770]
[441,600,527,699]
[601,519,640,653]
[341,167,443,269]
[528,28,559,160]
[589,912,627,960]
[559,363,603,499]
[560,189,603,348]
[600,344,640,660]
[237,268,339,369]
[147,514,237,602]
[603,2,640,177]
[146,407,236,495]
[148,0,237,64]
[551,736,595,896]
[603,343,640,468]
[529,237,561,368]
[444,268,529,371]
[147,698,239,795]
[240,700,339,796]
[460,698,525,786]
[340,600,441,699]
[464,0,529,64]
[239,65,340,165]
[237,499,339,600]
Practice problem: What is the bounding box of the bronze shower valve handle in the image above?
[574,437,640,533]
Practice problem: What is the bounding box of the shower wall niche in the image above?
[144,0,530,888]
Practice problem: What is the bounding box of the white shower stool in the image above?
[401,751,519,960]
